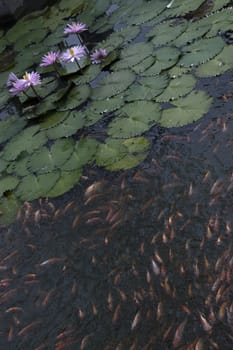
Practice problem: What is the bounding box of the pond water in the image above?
[0,0,233,349]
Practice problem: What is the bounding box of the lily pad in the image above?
[142,47,180,76]
[0,116,27,145]
[15,172,60,201]
[57,84,90,111]
[107,137,150,170]
[126,74,169,101]
[159,90,212,128]
[148,19,187,47]
[28,139,74,174]
[156,74,196,102]
[0,195,19,225]
[46,111,86,139]
[179,37,225,67]
[47,169,82,197]
[91,70,135,100]
[0,176,19,197]
[108,101,161,138]
[195,45,233,77]
[3,126,47,161]
[90,95,124,114]
[62,138,99,171]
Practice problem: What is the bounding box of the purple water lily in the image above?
[60,46,86,63]
[6,72,19,87]
[64,22,88,34]
[90,48,108,64]
[8,71,41,98]
[40,51,60,67]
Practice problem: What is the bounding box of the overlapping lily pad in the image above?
[108,101,161,138]
[179,37,225,67]
[91,70,135,100]
[159,90,212,127]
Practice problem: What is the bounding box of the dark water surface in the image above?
[0,70,232,349]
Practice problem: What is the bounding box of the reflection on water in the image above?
[0,71,232,349]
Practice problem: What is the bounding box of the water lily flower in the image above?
[9,71,41,98]
[6,72,19,87]
[40,51,60,67]
[21,71,41,88]
[90,49,108,64]
[9,79,29,96]
[64,22,88,34]
[60,46,86,63]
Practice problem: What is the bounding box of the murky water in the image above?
[0,1,233,349]
[0,70,232,349]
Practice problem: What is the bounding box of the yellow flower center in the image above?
[69,48,75,55]
[23,73,29,80]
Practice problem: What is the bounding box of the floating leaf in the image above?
[159,90,212,128]
[47,169,82,197]
[62,138,99,171]
[73,64,101,85]
[3,127,47,161]
[91,70,135,100]
[0,176,19,197]
[95,138,127,168]
[112,42,153,70]
[107,137,150,170]
[156,74,196,102]
[0,116,27,145]
[173,21,211,47]
[131,56,155,74]
[7,155,30,177]
[90,95,124,114]
[195,45,233,77]
[39,111,69,130]
[15,172,60,201]
[0,195,19,225]
[165,0,204,16]
[204,8,233,37]
[28,139,74,174]
[142,47,180,76]
[46,111,86,139]
[126,74,169,101]
[108,101,161,138]
[57,84,90,111]
[179,37,225,67]
[148,19,187,46]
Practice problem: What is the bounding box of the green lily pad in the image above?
[28,139,74,174]
[3,126,47,161]
[0,176,19,197]
[0,116,27,145]
[7,155,30,177]
[46,111,86,139]
[159,90,212,128]
[195,45,233,77]
[91,70,135,100]
[62,138,99,171]
[47,169,82,197]
[112,42,153,70]
[90,95,124,114]
[148,19,187,47]
[0,195,19,225]
[131,56,155,74]
[108,101,161,138]
[107,137,150,170]
[179,37,225,67]
[57,84,90,111]
[156,74,196,102]
[95,138,128,168]
[142,47,180,76]
[173,21,211,47]
[126,74,169,101]
[39,111,69,130]
[165,0,204,16]
[15,172,60,201]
